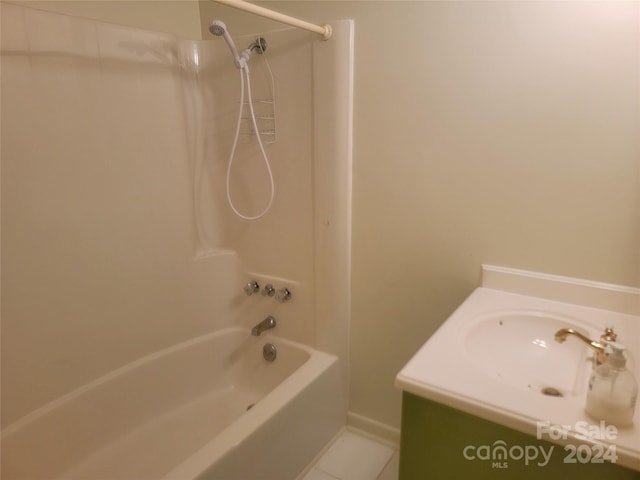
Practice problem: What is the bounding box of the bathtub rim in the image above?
[1,326,317,438]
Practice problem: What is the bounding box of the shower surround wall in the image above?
[187,19,353,391]
[190,28,317,344]
[1,0,351,446]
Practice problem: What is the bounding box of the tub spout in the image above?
[252,316,276,336]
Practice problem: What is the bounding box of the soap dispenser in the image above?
[585,342,638,427]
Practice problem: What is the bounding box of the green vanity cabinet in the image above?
[399,393,640,480]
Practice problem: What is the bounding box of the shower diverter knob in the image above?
[262,284,276,297]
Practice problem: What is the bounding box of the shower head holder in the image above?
[249,37,267,54]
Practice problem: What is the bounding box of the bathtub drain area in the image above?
[541,386,563,397]
[263,343,277,362]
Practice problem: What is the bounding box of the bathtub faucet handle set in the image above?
[244,280,292,303]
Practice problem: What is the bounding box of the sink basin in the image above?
[463,311,589,396]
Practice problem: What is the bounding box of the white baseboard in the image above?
[346,411,401,449]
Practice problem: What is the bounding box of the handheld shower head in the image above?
[209,20,242,68]
[208,19,226,37]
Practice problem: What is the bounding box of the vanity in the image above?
[395,265,640,479]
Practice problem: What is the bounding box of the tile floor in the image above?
[302,430,399,480]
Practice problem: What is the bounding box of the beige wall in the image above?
[6,0,202,39]
[199,1,640,431]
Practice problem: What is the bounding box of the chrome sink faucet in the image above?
[554,327,617,366]
[251,316,276,336]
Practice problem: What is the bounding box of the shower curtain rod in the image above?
[211,0,332,40]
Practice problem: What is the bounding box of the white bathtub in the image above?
[1,327,344,480]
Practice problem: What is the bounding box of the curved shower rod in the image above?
[211,0,332,40]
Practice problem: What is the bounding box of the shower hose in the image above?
[226,64,274,220]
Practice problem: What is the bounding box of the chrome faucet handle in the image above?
[262,284,275,297]
[275,288,292,303]
[244,281,260,296]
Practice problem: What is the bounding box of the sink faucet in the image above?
[251,316,276,336]
[554,327,617,366]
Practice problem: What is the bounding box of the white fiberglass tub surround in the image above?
[2,4,353,479]
[2,327,342,479]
